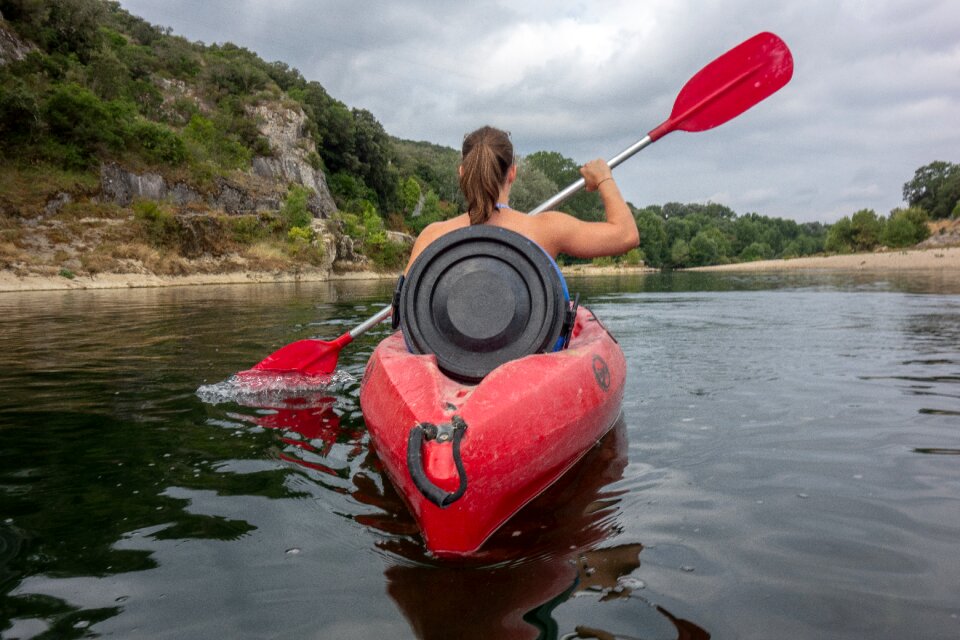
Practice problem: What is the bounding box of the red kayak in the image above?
[359,306,626,557]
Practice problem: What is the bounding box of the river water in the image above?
[1,270,958,639]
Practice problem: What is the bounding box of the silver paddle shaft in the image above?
[349,305,392,338]
[528,134,654,215]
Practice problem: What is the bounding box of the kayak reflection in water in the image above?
[404,125,641,271]
[382,421,710,640]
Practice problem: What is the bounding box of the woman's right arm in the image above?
[536,159,640,259]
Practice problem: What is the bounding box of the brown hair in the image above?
[460,126,514,225]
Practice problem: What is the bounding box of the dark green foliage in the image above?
[850,209,883,250]
[524,150,600,220]
[881,207,930,248]
[0,77,42,145]
[632,202,826,269]
[204,43,271,98]
[132,119,186,165]
[825,216,854,253]
[739,241,774,262]
[44,82,126,150]
[902,161,960,220]
[1,0,106,62]
[391,138,461,204]
[290,83,400,212]
[826,209,884,253]
[510,159,556,212]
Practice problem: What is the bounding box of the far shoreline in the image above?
[685,246,960,273]
[1,246,957,293]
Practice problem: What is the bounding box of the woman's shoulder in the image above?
[423,214,470,239]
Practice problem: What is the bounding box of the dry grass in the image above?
[242,241,294,271]
[0,165,99,217]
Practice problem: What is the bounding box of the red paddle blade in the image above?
[244,333,353,376]
[649,32,793,141]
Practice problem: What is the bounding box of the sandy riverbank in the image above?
[2,247,957,292]
[687,246,960,272]
[0,268,398,293]
[0,264,654,292]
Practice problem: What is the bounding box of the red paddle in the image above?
[243,31,793,377]
[530,31,793,214]
[240,305,392,377]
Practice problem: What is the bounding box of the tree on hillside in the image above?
[634,207,667,267]
[1,0,105,62]
[511,159,556,212]
[903,161,960,219]
[524,150,601,221]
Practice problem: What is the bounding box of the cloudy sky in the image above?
[118,0,959,223]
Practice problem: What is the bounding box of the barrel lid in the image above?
[400,225,567,382]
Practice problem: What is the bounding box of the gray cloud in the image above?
[119,0,960,222]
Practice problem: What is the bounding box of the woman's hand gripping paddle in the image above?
[243,31,793,377]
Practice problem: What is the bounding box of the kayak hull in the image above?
[359,307,626,558]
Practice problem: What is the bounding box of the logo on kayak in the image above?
[592,355,611,391]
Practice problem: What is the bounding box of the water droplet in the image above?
[618,577,646,590]
[285,547,302,555]
[115,595,129,603]
[73,620,90,629]
[681,565,695,573]
[511,530,521,537]
[797,493,810,499]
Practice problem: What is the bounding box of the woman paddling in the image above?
[405,126,640,271]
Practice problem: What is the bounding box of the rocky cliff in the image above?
[99,102,338,219]
[0,14,36,65]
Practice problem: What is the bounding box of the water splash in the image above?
[196,369,356,408]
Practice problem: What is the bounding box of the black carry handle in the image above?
[407,416,468,508]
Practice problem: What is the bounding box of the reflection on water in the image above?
[1,270,959,639]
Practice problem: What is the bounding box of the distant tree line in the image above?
[821,161,958,255]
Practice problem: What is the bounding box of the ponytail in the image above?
[460,126,513,225]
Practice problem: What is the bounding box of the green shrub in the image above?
[882,207,930,248]
[230,215,266,245]
[622,248,645,266]
[43,83,128,158]
[133,200,178,247]
[0,79,42,147]
[287,225,314,243]
[825,217,854,254]
[739,241,774,262]
[286,225,325,264]
[182,113,251,170]
[367,239,408,271]
[592,256,615,267]
[280,185,312,230]
[132,120,187,165]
